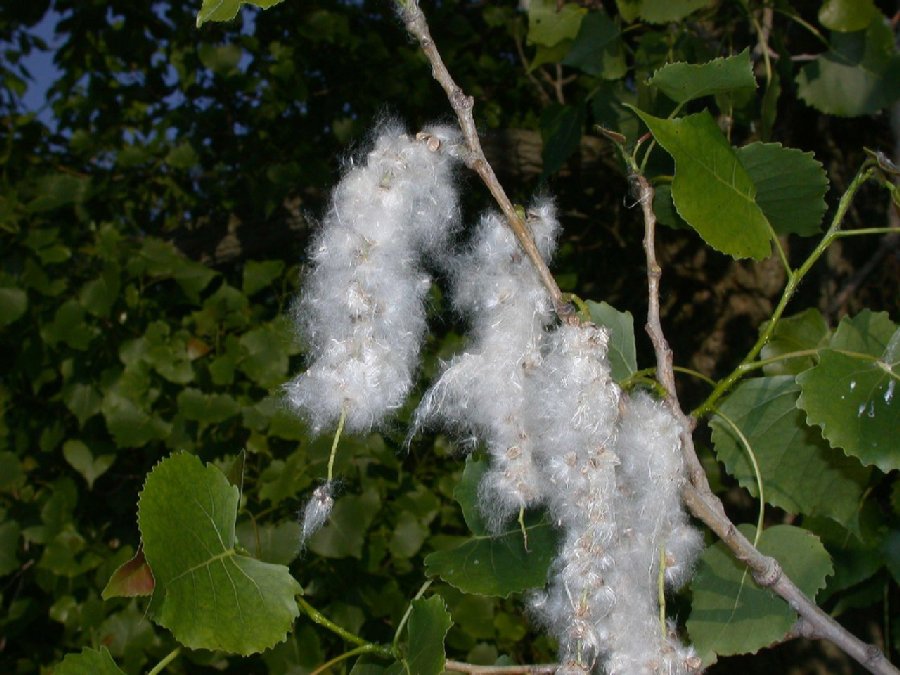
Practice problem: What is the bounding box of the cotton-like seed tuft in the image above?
[286,122,462,434]
[413,200,560,529]
[300,482,336,546]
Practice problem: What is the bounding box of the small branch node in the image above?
[752,557,783,588]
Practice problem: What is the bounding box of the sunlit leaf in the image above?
[633,109,772,260]
[527,0,586,47]
[197,0,285,27]
[819,0,880,32]
[139,452,301,654]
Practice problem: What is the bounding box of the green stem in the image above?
[147,647,181,675]
[298,596,391,656]
[831,227,898,238]
[693,164,875,418]
[327,407,347,482]
[309,644,394,675]
[393,579,433,653]
[628,366,716,388]
[712,410,764,547]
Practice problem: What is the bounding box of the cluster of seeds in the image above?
[288,123,702,673]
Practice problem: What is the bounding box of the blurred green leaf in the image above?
[243,259,285,296]
[308,489,380,559]
[54,647,125,675]
[797,19,900,116]
[819,0,880,32]
[239,322,290,387]
[0,287,27,327]
[527,0,586,47]
[176,388,240,424]
[63,439,115,490]
[540,103,585,176]
[26,174,91,213]
[390,511,429,559]
[0,519,21,576]
[139,452,301,654]
[79,267,121,318]
[236,520,302,565]
[562,11,625,79]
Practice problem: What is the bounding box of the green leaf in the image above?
[424,519,558,597]
[736,142,829,237]
[197,0,285,27]
[62,440,115,490]
[308,489,380,559]
[829,310,896,354]
[819,0,880,32]
[138,452,301,654]
[26,174,91,213]
[621,0,712,24]
[797,345,899,473]
[42,300,99,350]
[0,519,21,576]
[165,142,199,169]
[236,520,302,565]
[587,301,637,382]
[759,308,830,376]
[238,322,290,387]
[102,546,155,599]
[527,0,587,47]
[797,19,900,116]
[710,376,870,532]
[649,50,755,104]
[101,390,171,448]
[390,511,429,559]
[243,260,285,296]
[54,647,125,675]
[404,597,452,675]
[688,524,832,663]
[79,267,121,319]
[176,388,240,424]
[632,109,772,260]
[540,103,585,176]
[561,11,626,79]
[131,239,217,302]
[0,287,27,327]
[454,456,489,536]
[652,183,689,230]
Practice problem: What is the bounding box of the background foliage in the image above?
[0,0,898,673]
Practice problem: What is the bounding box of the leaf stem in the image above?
[146,646,181,675]
[327,406,346,483]
[711,410,765,546]
[309,644,394,675]
[297,595,391,656]
[393,579,433,653]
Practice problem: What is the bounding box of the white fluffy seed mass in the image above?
[286,123,461,433]
[413,200,560,530]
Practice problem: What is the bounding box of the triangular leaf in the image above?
[633,109,772,260]
[404,597,452,675]
[102,546,155,599]
[587,300,637,381]
[138,452,301,654]
[424,518,559,597]
[737,142,829,237]
[53,647,125,675]
[688,524,832,664]
[710,376,870,532]
[649,50,756,105]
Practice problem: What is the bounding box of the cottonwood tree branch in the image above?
[633,173,898,675]
[397,2,896,673]
[397,0,573,321]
